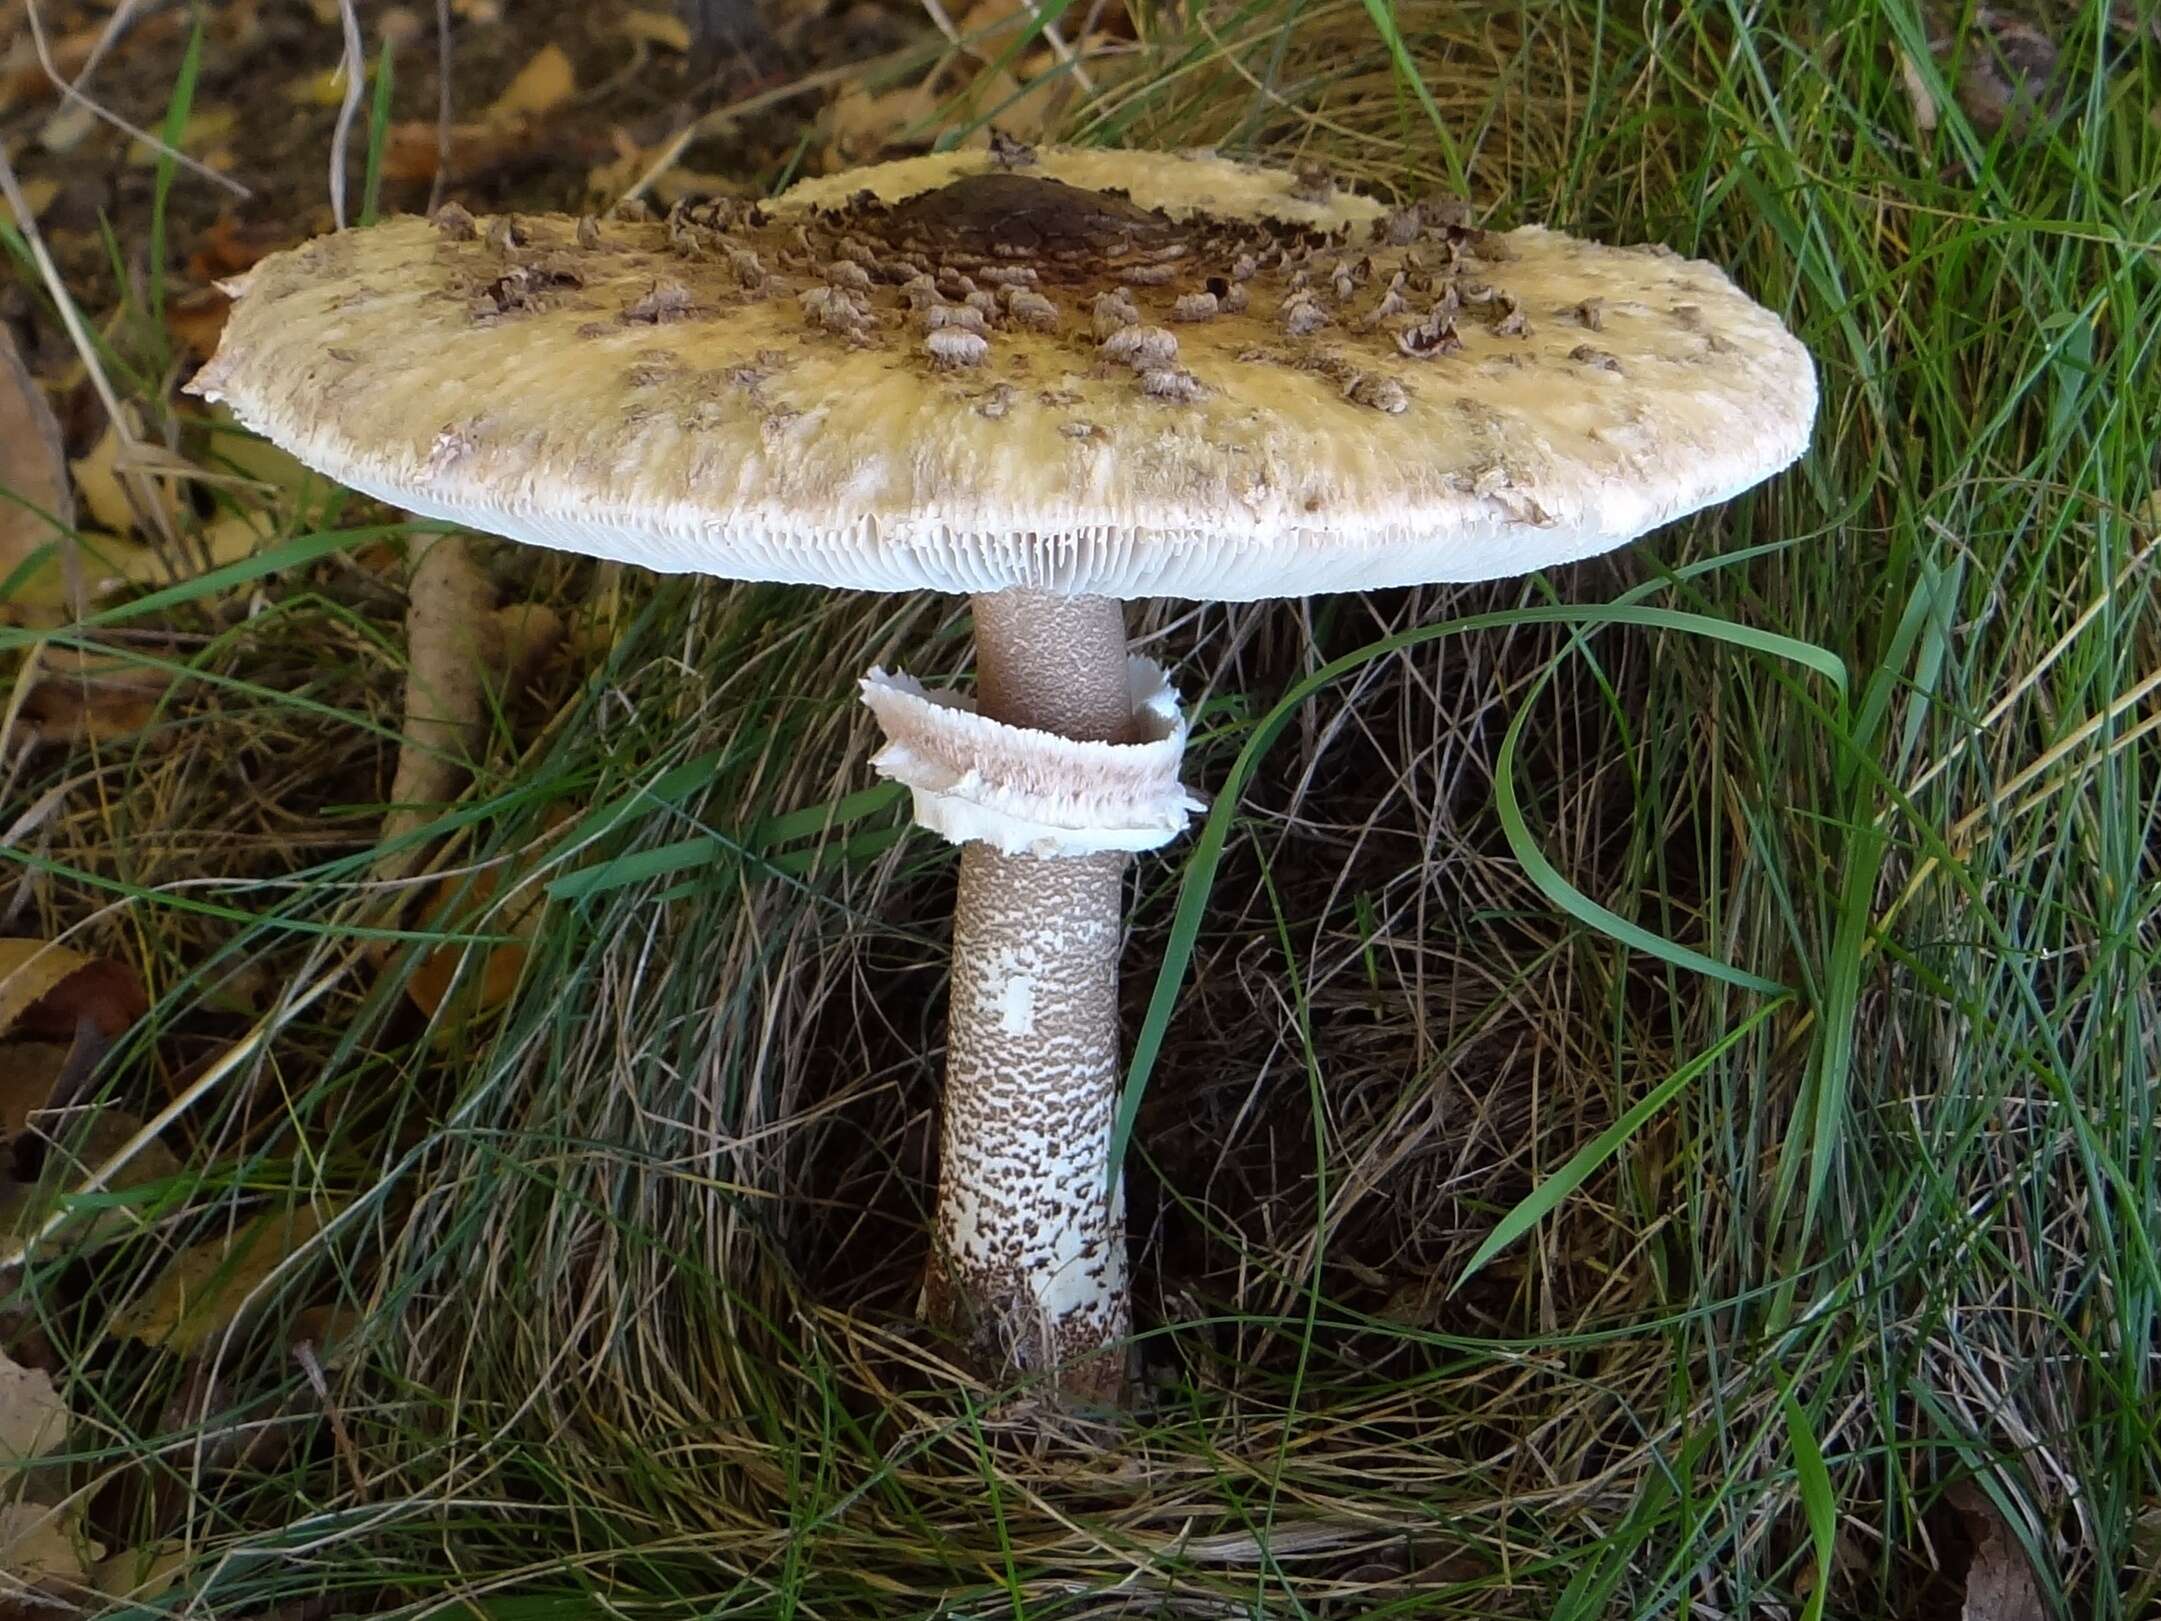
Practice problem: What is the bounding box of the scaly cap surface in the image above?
[191,144,1815,599]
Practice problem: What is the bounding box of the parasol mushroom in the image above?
[189,142,1816,1402]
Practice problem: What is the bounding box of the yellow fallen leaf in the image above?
[70,419,182,538]
[198,404,318,500]
[0,1109,182,1260]
[92,1541,188,1604]
[620,8,693,51]
[286,65,351,107]
[0,1349,67,1463]
[108,1202,337,1355]
[0,175,58,229]
[0,1040,72,1139]
[486,42,575,123]
[0,1501,100,1590]
[189,513,268,571]
[126,105,238,166]
[0,939,100,1039]
[822,78,943,168]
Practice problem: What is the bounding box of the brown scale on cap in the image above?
[1091,291,1139,338]
[925,328,990,369]
[434,203,478,241]
[1002,289,1060,331]
[622,280,694,324]
[924,303,990,336]
[233,154,1799,516]
[1100,325,1179,370]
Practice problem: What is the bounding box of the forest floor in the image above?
[2,1,2157,1617]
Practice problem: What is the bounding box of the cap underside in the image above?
[193,147,1816,601]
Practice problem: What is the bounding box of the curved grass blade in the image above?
[1109,601,1845,1186]
[1454,995,1785,1287]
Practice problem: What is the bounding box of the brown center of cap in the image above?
[886,173,1175,254]
[834,173,1210,281]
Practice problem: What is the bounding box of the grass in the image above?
[3,0,2158,1616]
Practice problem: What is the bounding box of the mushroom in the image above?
[188,146,1816,1403]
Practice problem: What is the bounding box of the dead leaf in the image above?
[91,1541,187,1604]
[0,940,147,1043]
[109,1202,336,1356]
[1953,8,2060,139]
[487,43,576,123]
[405,866,545,1020]
[187,214,295,281]
[194,403,319,503]
[166,286,233,363]
[0,1350,67,1464]
[126,105,238,168]
[0,175,59,230]
[0,1109,182,1260]
[286,64,351,108]
[381,118,535,186]
[1,326,73,584]
[0,1044,73,1140]
[621,8,694,50]
[0,1501,99,1590]
[10,647,175,749]
[0,26,97,113]
[822,79,943,167]
[69,418,183,540]
[1949,1479,2045,1621]
[1897,48,1939,132]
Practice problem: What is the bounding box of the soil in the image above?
[1,0,917,412]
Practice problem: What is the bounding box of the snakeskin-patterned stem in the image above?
[924,590,1134,1403]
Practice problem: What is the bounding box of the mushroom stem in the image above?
[926,590,1134,1401]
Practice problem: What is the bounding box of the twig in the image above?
[328,0,366,230]
[295,1340,367,1498]
[23,0,249,199]
[427,0,453,213]
[68,0,144,86]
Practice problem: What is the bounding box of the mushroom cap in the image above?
[191,146,1816,601]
